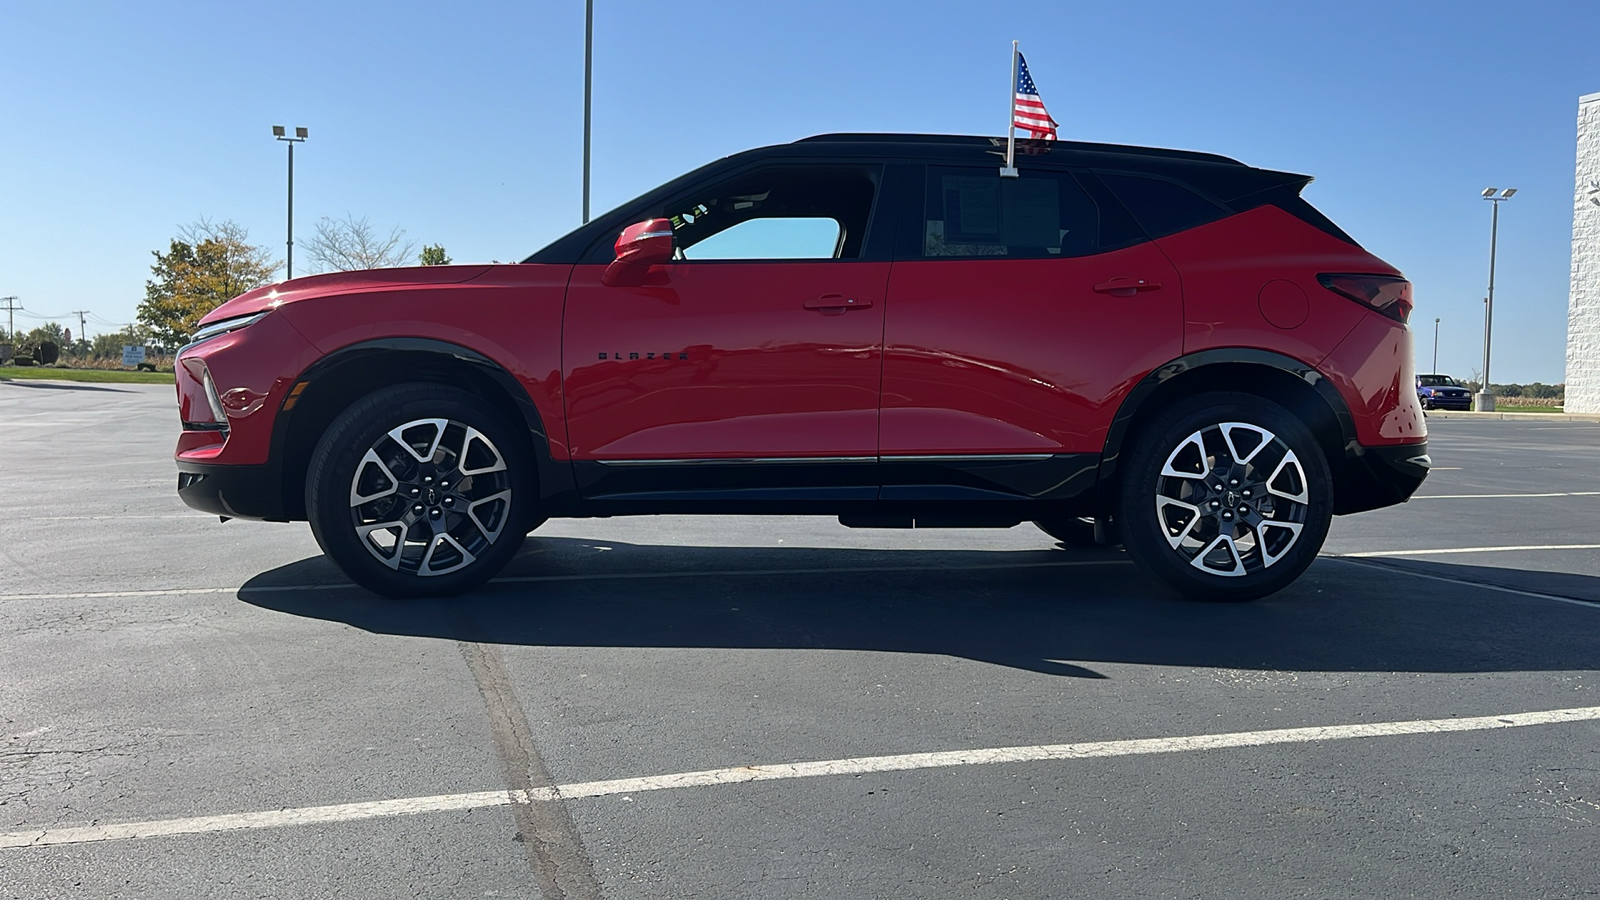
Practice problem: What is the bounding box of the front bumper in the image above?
[177,460,290,521]
[1334,440,1430,515]
[1421,394,1472,410]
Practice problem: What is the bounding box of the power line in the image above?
[70,310,90,343]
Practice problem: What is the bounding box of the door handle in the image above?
[804,294,874,313]
[1093,277,1163,297]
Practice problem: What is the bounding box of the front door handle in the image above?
[804,294,874,314]
[1093,277,1163,297]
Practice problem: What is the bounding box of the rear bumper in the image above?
[177,460,290,521]
[1334,440,1429,515]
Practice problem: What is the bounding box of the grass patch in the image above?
[0,365,175,384]
[1496,405,1564,414]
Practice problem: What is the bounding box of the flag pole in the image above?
[1000,40,1019,178]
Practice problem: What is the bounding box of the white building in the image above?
[1566,91,1600,413]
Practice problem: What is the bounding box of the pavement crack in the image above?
[460,641,602,900]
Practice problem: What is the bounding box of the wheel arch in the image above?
[270,338,567,520]
[1096,349,1361,533]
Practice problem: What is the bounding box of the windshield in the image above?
[1417,375,1459,387]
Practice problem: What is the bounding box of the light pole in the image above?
[1476,187,1515,411]
[1432,317,1440,375]
[582,0,593,224]
[273,126,309,278]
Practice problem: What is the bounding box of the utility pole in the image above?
[71,310,90,350]
[0,296,19,341]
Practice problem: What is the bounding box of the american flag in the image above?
[1012,52,1058,140]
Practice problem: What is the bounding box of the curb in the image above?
[1426,410,1600,423]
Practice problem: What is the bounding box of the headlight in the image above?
[186,311,269,349]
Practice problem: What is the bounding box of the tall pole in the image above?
[1000,41,1018,177]
[72,310,89,349]
[274,126,308,279]
[286,140,295,278]
[1475,188,1514,412]
[0,296,19,341]
[1432,317,1440,375]
[582,0,593,223]
[1482,198,1498,395]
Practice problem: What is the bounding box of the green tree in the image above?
[18,322,65,356]
[419,244,451,266]
[137,220,278,348]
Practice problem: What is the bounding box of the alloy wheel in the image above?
[1152,421,1310,578]
[347,417,513,576]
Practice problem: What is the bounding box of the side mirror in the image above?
[603,218,674,286]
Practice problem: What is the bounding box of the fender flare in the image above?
[271,337,571,510]
[1095,347,1359,520]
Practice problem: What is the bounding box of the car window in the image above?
[922,167,1101,258]
[660,165,878,261]
[680,217,842,260]
[1417,375,1457,387]
[1098,172,1230,238]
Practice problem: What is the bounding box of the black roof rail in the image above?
[793,133,1245,166]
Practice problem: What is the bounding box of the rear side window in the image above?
[1098,172,1229,238]
[922,167,1103,258]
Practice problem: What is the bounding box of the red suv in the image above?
[174,134,1428,600]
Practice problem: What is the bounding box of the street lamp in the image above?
[1432,317,1440,375]
[273,126,309,278]
[1476,187,1515,411]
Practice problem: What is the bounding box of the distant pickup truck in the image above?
[1416,374,1473,410]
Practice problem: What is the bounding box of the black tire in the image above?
[1034,516,1101,547]
[306,383,535,598]
[1118,392,1332,601]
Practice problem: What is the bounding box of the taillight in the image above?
[1317,273,1413,323]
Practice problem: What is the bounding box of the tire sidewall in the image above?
[1118,392,1333,601]
[306,383,534,598]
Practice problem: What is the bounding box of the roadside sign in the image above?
[122,345,146,367]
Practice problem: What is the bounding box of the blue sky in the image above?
[1,0,1595,383]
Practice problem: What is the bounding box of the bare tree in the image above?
[304,214,416,272]
[176,217,281,281]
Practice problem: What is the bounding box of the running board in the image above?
[838,514,1026,529]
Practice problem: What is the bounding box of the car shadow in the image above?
[237,536,1600,679]
[0,378,134,392]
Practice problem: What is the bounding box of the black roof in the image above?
[526,133,1310,264]
[792,132,1246,166]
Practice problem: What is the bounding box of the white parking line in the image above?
[1411,491,1600,500]
[1340,544,1600,558]
[0,559,1129,603]
[4,705,1596,849]
[1335,558,1599,609]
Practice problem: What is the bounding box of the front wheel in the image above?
[306,383,534,598]
[1118,392,1333,601]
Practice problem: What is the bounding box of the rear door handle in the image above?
[804,294,874,313]
[1093,277,1163,297]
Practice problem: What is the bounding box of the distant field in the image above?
[0,365,174,384]
[1496,405,1564,414]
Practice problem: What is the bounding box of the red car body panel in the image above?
[1160,205,1381,366]
[881,241,1183,455]
[562,261,889,461]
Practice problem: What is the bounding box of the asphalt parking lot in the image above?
[1,380,1597,900]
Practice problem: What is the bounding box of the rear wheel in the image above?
[1118,392,1332,601]
[306,383,533,598]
